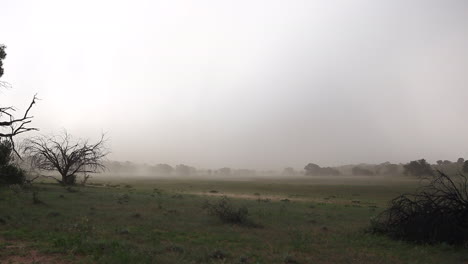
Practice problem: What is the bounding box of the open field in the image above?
[0,176,467,264]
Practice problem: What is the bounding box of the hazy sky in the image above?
[2,0,468,169]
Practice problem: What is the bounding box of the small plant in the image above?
[8,184,22,194]
[131,212,141,218]
[289,229,313,252]
[117,194,130,204]
[203,196,256,226]
[257,198,270,203]
[69,216,94,238]
[239,256,249,263]
[65,186,79,193]
[80,174,91,185]
[47,211,61,217]
[208,249,228,260]
[153,191,163,209]
[165,245,185,254]
[119,228,130,235]
[283,254,300,264]
[32,191,44,204]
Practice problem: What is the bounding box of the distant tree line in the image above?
[304,163,341,176]
[103,161,257,177]
[302,157,468,178]
[101,156,468,178]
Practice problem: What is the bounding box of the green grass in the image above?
[0,176,467,263]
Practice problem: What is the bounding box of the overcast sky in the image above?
[1,0,468,169]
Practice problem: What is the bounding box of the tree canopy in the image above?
[403,159,434,177]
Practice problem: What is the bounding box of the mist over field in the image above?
[2,0,468,171]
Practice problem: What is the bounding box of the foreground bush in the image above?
[369,171,468,244]
[0,141,25,185]
[0,164,25,185]
[203,196,257,227]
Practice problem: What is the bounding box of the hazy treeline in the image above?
[102,161,257,177]
[101,158,468,178]
[305,158,468,177]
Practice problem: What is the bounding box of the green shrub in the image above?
[0,164,25,185]
[0,140,25,185]
[203,196,257,227]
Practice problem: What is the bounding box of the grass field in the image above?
[0,176,467,263]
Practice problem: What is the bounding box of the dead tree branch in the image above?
[369,171,468,244]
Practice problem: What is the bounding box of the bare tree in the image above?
[24,132,108,185]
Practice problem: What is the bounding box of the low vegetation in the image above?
[1,177,468,263]
[203,196,256,227]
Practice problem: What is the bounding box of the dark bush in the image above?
[208,249,228,260]
[0,164,25,185]
[203,196,255,226]
[0,140,25,185]
[369,171,468,244]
